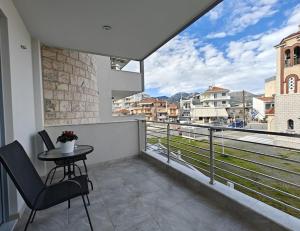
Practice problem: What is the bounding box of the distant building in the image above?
[167,103,179,122]
[190,86,230,124]
[130,98,178,121]
[273,27,300,136]
[264,76,276,97]
[252,96,274,121]
[179,99,192,123]
[227,103,252,122]
[112,92,149,113]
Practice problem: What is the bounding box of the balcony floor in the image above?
[14,156,281,231]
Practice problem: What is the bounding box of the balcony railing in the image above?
[146,121,300,218]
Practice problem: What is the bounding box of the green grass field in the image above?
[147,134,300,218]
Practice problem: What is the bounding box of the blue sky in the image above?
[144,0,300,97]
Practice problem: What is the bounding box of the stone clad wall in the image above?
[41,45,100,125]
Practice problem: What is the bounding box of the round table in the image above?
[38,145,94,182]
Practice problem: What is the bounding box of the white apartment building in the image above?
[112,92,150,112]
[191,86,230,124]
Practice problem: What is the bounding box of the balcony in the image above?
[13,151,291,231]
[201,96,230,101]
[2,1,300,231]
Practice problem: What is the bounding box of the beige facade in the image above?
[264,76,276,97]
[273,29,300,142]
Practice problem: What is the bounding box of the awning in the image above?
[191,107,228,118]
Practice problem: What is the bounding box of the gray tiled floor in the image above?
[14,157,279,231]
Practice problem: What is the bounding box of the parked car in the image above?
[228,120,246,128]
[209,121,224,132]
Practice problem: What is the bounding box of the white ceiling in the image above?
[13,0,221,60]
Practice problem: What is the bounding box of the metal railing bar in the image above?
[214,166,300,202]
[147,134,165,139]
[213,134,300,153]
[147,125,167,129]
[214,159,300,188]
[214,173,300,213]
[147,130,167,135]
[171,157,210,174]
[146,121,300,138]
[168,143,210,159]
[186,163,211,175]
[168,128,210,137]
[168,147,210,167]
[179,153,210,167]
[167,138,210,153]
[213,150,300,177]
[213,142,300,164]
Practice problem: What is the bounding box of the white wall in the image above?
[95,55,142,122]
[253,98,265,120]
[0,0,143,218]
[45,121,144,173]
[0,0,37,215]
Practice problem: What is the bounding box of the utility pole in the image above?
[242,90,246,127]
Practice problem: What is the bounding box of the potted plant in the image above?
[57,131,78,153]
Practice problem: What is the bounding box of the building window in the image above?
[294,46,300,65]
[222,101,226,104]
[285,49,291,67]
[222,93,226,96]
[214,102,217,107]
[288,77,295,93]
[288,119,294,130]
[214,94,217,99]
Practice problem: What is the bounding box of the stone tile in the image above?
[15,157,284,231]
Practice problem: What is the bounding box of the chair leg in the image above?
[83,160,88,174]
[81,195,93,231]
[30,211,37,223]
[24,209,34,231]
[88,180,94,191]
[58,166,67,182]
[49,167,57,184]
[74,164,82,176]
[44,166,57,185]
[86,194,90,206]
[83,160,94,191]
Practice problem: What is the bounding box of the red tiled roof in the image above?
[205,86,229,93]
[257,96,274,102]
[139,98,165,104]
[168,103,177,108]
[139,98,156,103]
[265,108,275,115]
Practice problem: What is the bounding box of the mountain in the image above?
[229,91,257,106]
[156,96,169,101]
[158,92,198,103]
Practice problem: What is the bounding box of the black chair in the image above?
[38,130,93,190]
[0,141,93,231]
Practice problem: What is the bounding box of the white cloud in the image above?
[144,4,300,96]
[207,4,223,21]
[207,0,278,38]
[206,32,227,39]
